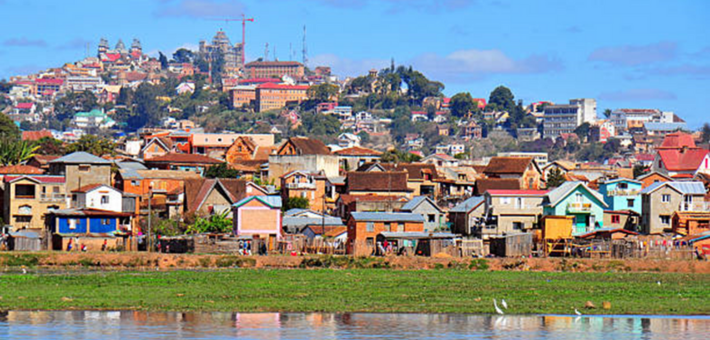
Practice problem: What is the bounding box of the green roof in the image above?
[74,109,106,118]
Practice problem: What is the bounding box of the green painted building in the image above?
[543,181,608,235]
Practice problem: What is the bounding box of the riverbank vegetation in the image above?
[0,269,707,315]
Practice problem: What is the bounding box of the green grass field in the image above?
[0,269,707,314]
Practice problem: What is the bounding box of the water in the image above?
[0,311,708,339]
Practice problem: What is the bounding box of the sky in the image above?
[1,0,709,128]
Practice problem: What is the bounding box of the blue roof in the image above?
[232,195,282,209]
[450,196,485,213]
[644,122,687,131]
[640,181,706,195]
[49,151,112,165]
[350,212,425,223]
[400,196,440,212]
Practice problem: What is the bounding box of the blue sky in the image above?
[1,0,708,127]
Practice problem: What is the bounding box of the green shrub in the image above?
[469,259,489,271]
[0,254,40,267]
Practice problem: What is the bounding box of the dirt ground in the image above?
[6,252,708,273]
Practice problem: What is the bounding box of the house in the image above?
[576,228,639,241]
[268,137,339,179]
[337,133,360,148]
[0,165,44,177]
[474,178,521,196]
[399,196,444,232]
[422,154,459,168]
[225,136,275,163]
[671,211,710,236]
[73,109,116,129]
[280,170,330,212]
[636,171,673,189]
[652,132,710,179]
[334,146,382,172]
[2,175,66,231]
[543,182,608,235]
[45,208,133,251]
[481,190,548,239]
[345,171,413,198]
[436,167,476,199]
[483,157,543,190]
[70,184,123,213]
[185,178,267,218]
[145,153,222,175]
[140,137,174,159]
[346,212,425,255]
[335,194,410,220]
[603,210,641,232]
[448,196,485,236]
[598,178,642,214]
[282,209,344,234]
[542,160,576,181]
[21,129,53,141]
[232,195,282,250]
[48,152,113,193]
[640,181,707,234]
[26,155,60,171]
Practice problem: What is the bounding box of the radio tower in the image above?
[264,42,269,61]
[302,25,308,66]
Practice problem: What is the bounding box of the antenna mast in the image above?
[302,25,308,66]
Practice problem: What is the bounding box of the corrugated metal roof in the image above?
[282,216,344,228]
[350,212,425,222]
[644,122,687,131]
[232,195,282,209]
[546,181,607,208]
[49,152,112,164]
[450,196,485,213]
[400,196,440,212]
[640,181,706,195]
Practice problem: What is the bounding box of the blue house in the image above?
[598,178,642,214]
[46,208,132,234]
[543,182,608,235]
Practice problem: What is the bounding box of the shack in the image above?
[6,229,44,251]
[375,232,458,257]
[489,233,533,257]
[576,228,639,240]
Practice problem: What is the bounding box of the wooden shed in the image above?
[489,233,533,257]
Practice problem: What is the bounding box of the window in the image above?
[611,215,620,224]
[384,222,391,232]
[69,218,77,229]
[78,165,90,172]
[512,222,523,230]
[53,186,60,193]
[366,238,374,247]
[101,195,109,204]
[660,215,670,225]
[428,214,436,223]
[131,180,139,186]
[618,183,628,189]
[627,199,634,208]
[661,194,670,203]
[500,197,511,205]
[101,219,110,225]
[15,184,35,198]
[15,216,32,223]
[366,222,374,232]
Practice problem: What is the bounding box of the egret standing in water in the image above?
[501,299,508,309]
[574,308,582,316]
[493,299,504,315]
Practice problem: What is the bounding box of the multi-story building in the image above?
[479,189,548,239]
[230,85,256,109]
[198,30,244,73]
[598,178,642,214]
[48,152,113,195]
[543,98,597,139]
[2,175,66,231]
[281,170,329,212]
[255,83,309,112]
[640,181,707,234]
[610,109,661,133]
[244,61,305,80]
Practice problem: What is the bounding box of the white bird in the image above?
[501,299,508,309]
[574,308,582,316]
[21,268,27,274]
[493,299,504,315]
[657,281,662,286]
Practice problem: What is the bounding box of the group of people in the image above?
[66,239,109,252]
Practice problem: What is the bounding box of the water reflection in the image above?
[0,311,707,339]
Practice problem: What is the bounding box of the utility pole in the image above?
[147,186,152,252]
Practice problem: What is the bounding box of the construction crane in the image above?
[209,14,254,67]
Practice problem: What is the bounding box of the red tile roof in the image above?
[22,129,53,141]
[35,78,63,85]
[484,157,535,175]
[239,78,281,84]
[146,153,222,164]
[15,102,35,109]
[338,194,409,204]
[658,132,696,149]
[3,175,65,184]
[72,183,112,193]
[346,171,411,192]
[657,149,708,171]
[0,165,44,175]
[334,146,382,156]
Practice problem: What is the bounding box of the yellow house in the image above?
[2,175,66,231]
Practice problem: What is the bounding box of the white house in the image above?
[70,184,123,213]
[337,133,360,148]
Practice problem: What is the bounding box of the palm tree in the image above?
[0,139,40,166]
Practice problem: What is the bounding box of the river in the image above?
[0,311,708,339]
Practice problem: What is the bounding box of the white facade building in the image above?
[543,98,597,139]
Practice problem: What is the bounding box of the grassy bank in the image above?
[0,269,707,315]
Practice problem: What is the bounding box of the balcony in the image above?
[40,194,65,203]
[567,202,592,213]
[678,202,710,212]
[285,182,316,190]
[607,189,640,196]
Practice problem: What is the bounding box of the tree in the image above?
[0,113,20,139]
[35,137,65,155]
[545,168,566,188]
[701,123,710,144]
[159,52,169,70]
[633,165,650,178]
[0,139,40,166]
[66,135,116,156]
[283,196,309,211]
[380,149,422,163]
[450,92,475,118]
[603,109,612,119]
[186,209,232,234]
[204,163,240,179]
[574,122,591,142]
[307,83,339,103]
[357,131,370,144]
[488,86,515,112]
[172,48,194,64]
[53,90,98,121]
